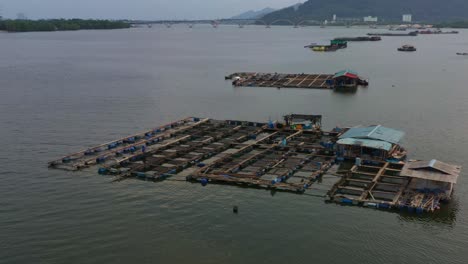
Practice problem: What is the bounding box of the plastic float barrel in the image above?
[201,178,208,186]
[316,162,322,169]
[108,143,118,150]
[96,157,106,164]
[194,117,200,122]
[98,168,108,175]
[378,203,390,209]
[135,172,146,178]
[197,163,206,168]
[341,198,353,204]
[84,150,93,156]
[355,157,362,166]
[62,157,72,163]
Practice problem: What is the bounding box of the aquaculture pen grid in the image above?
[48,116,461,214]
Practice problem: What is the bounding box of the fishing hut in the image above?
[225,70,368,90]
[396,160,461,212]
[336,125,407,162]
[284,114,322,130]
[400,160,461,198]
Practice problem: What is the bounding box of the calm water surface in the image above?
[1,26,468,264]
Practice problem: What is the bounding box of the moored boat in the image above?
[398,45,416,52]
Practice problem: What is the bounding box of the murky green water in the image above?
[1,26,468,264]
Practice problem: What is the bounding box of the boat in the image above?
[334,36,381,42]
[398,45,416,52]
[312,45,339,52]
[368,31,418,37]
[309,40,347,52]
[456,53,468,56]
[304,43,318,48]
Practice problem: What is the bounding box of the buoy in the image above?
[233,205,238,214]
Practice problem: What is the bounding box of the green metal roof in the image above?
[338,125,404,144]
[333,70,359,79]
[337,138,393,151]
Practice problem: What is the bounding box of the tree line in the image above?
[0,19,131,32]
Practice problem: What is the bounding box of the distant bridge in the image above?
[130,19,322,28]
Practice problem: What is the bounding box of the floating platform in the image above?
[225,71,368,90]
[226,72,335,89]
[49,115,461,214]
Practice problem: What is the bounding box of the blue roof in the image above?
[337,138,393,151]
[339,125,404,144]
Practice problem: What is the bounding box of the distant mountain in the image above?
[230,8,275,20]
[260,0,468,23]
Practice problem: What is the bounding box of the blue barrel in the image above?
[136,172,146,178]
[98,168,108,175]
[378,203,390,209]
[201,178,208,186]
[341,198,353,204]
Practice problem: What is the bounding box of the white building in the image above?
[363,16,378,22]
[402,14,412,23]
[333,14,337,22]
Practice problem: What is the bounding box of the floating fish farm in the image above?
[225,71,369,90]
[49,115,462,214]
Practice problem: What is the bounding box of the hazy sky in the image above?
[0,0,301,20]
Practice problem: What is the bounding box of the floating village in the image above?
[48,19,465,215]
[49,114,462,214]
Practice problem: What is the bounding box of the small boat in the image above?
[398,45,416,52]
[456,52,468,56]
[304,43,318,48]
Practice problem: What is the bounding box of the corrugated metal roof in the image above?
[337,138,393,151]
[339,125,404,144]
[408,159,461,176]
[333,70,359,79]
[401,160,462,184]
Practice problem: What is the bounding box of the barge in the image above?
[333,36,381,42]
[368,31,418,37]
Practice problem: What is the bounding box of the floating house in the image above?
[283,114,322,130]
[401,159,461,198]
[332,70,362,89]
[336,125,406,161]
